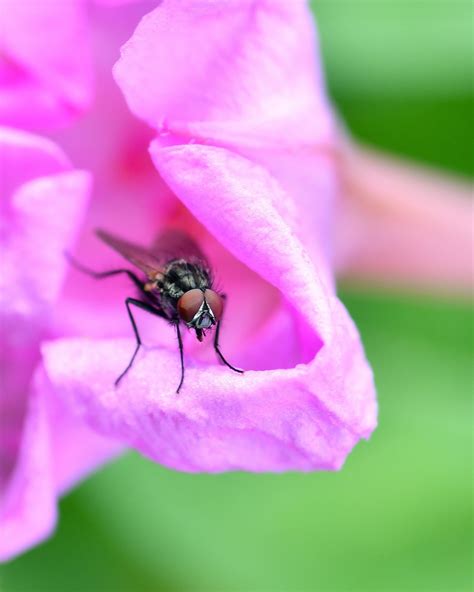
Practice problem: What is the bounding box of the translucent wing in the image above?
[151,229,209,267]
[96,229,164,278]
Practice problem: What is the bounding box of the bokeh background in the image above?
[1,1,472,590]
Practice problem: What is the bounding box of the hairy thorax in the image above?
[152,259,211,318]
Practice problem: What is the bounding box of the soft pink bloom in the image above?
[1,0,470,565]
[0,0,160,560]
[0,127,122,561]
[0,1,180,562]
[3,0,470,565]
[38,0,376,476]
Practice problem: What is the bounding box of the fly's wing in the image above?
[151,229,210,268]
[96,229,164,279]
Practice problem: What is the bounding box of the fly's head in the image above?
[177,288,223,341]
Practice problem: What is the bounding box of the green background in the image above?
[1,1,472,590]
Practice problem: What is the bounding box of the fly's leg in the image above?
[65,252,145,292]
[67,254,171,387]
[116,297,167,386]
[213,320,244,374]
[175,323,186,394]
[214,294,244,374]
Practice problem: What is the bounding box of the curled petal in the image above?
[150,143,375,436]
[41,303,375,473]
[40,142,376,474]
[114,0,334,147]
[151,142,334,343]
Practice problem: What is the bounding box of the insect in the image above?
[68,228,243,393]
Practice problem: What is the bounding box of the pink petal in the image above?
[0,380,54,561]
[0,0,92,130]
[94,0,150,4]
[151,142,375,431]
[0,129,91,323]
[47,1,178,337]
[0,128,122,561]
[0,371,122,562]
[0,127,90,421]
[0,126,71,195]
[335,143,474,295]
[151,143,334,343]
[113,0,334,148]
[114,0,339,278]
[40,143,376,474]
[41,311,375,473]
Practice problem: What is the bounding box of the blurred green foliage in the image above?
[315,0,473,176]
[1,1,472,591]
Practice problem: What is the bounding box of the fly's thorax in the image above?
[159,259,211,299]
[151,259,212,321]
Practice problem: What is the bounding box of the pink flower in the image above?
[39,0,376,474]
[0,1,157,561]
[1,0,379,561]
[2,0,471,565]
[0,127,123,561]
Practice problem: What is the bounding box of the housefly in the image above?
[68,229,243,393]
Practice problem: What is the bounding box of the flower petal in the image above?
[0,380,54,561]
[0,127,91,455]
[0,371,122,563]
[41,311,375,473]
[335,143,474,295]
[32,0,376,482]
[39,144,376,474]
[151,142,334,344]
[0,0,92,130]
[114,0,334,148]
[0,128,123,561]
[0,132,91,323]
[0,126,71,196]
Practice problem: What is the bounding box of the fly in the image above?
[67,228,243,393]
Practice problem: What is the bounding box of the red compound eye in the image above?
[177,289,204,323]
[204,289,223,321]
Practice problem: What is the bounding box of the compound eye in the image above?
[204,289,223,321]
[177,289,204,323]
